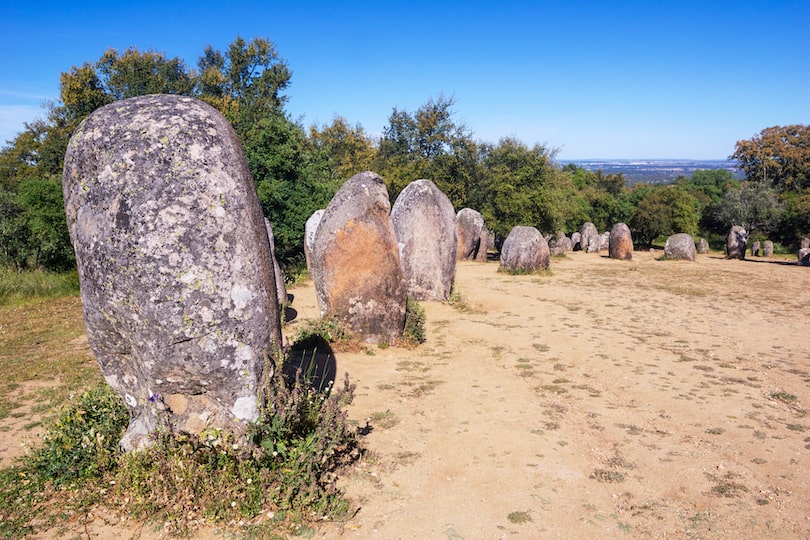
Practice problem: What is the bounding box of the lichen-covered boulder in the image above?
[62,94,281,451]
[726,226,748,259]
[751,240,761,257]
[304,209,324,274]
[312,171,406,343]
[697,238,710,254]
[802,237,810,250]
[799,248,810,266]
[608,223,633,260]
[391,179,457,301]
[500,226,550,273]
[664,233,696,261]
[581,222,600,253]
[264,219,288,307]
[456,208,485,261]
[763,240,774,257]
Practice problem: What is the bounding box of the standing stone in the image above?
[608,223,633,260]
[312,171,405,343]
[500,226,550,272]
[475,229,489,262]
[799,248,810,266]
[697,238,710,254]
[62,95,281,451]
[664,233,696,261]
[598,231,610,251]
[581,222,600,253]
[265,219,288,308]
[304,209,325,275]
[802,237,810,250]
[763,240,774,257]
[752,240,761,257]
[571,231,582,251]
[726,225,748,259]
[391,179,457,301]
[456,208,485,261]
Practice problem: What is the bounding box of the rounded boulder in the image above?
[500,226,550,273]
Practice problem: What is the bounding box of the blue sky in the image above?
[1,0,808,159]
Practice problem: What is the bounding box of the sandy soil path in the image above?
[288,250,810,539]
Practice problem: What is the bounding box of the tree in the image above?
[308,116,376,182]
[376,95,480,205]
[198,36,292,136]
[714,181,783,236]
[629,185,700,246]
[478,137,563,239]
[731,125,810,192]
[96,47,194,101]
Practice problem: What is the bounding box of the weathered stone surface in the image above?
[763,240,774,257]
[581,222,600,253]
[608,223,633,260]
[799,248,810,266]
[304,209,324,274]
[391,179,457,301]
[312,171,406,342]
[751,240,761,257]
[264,219,288,307]
[556,232,572,253]
[571,231,582,251]
[500,226,550,272]
[664,233,696,261]
[726,225,748,259]
[475,229,489,262]
[697,238,710,254]
[456,208,485,261]
[599,231,610,251]
[802,237,810,250]
[62,94,281,450]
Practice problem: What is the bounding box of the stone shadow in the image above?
[285,335,337,393]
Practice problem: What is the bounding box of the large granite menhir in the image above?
[391,179,457,301]
[312,171,406,343]
[62,94,282,451]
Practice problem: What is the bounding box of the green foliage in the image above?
[308,116,376,182]
[0,268,79,305]
[478,137,564,238]
[27,384,129,486]
[403,297,426,345]
[1,360,361,537]
[715,181,783,234]
[629,184,700,246]
[376,95,481,207]
[113,367,358,534]
[292,315,353,350]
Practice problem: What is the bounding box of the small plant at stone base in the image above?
[0,383,129,538]
[111,362,361,535]
[402,297,426,346]
[293,314,356,351]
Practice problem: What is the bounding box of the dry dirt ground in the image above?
[5,249,810,539]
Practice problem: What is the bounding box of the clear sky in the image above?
[1,0,808,159]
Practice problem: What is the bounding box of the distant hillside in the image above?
[559,159,745,185]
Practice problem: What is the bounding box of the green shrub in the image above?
[27,384,129,485]
[403,297,426,345]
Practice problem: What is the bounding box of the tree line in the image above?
[1,36,808,272]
